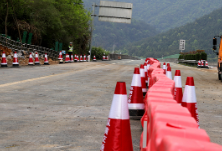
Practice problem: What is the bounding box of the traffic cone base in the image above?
[1,64,7,67]
[59,59,63,64]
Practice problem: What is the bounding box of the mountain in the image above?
[92,19,158,51]
[121,7,222,61]
[83,0,222,32]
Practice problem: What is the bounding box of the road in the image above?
[0,59,221,151]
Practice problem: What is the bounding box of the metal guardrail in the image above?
[0,35,58,60]
[178,59,198,65]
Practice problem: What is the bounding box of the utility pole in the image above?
[89,3,95,62]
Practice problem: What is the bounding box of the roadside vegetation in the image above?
[0,0,91,54]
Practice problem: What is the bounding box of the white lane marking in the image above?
[112,63,116,64]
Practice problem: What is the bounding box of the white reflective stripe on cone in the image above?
[174,76,182,88]
[163,65,166,69]
[142,88,147,92]
[1,63,7,65]
[140,69,145,77]
[2,54,6,57]
[166,71,172,80]
[13,62,19,64]
[143,121,147,148]
[131,74,142,87]
[128,103,144,109]
[182,85,197,103]
[109,94,129,119]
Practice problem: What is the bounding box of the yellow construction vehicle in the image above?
[213,36,222,80]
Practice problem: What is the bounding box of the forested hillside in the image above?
[84,0,222,32]
[0,0,91,54]
[92,19,158,51]
[121,7,222,61]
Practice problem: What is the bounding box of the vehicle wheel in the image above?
[219,73,221,80]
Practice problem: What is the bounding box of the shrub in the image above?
[91,47,109,59]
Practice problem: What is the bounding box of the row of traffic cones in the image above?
[58,51,97,63]
[1,51,49,67]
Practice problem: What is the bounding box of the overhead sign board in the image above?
[98,1,133,24]
[179,39,185,50]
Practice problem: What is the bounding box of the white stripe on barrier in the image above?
[143,121,147,148]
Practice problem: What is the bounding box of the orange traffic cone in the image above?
[84,54,86,62]
[174,70,183,104]
[201,60,203,67]
[1,52,7,67]
[44,53,49,65]
[71,54,74,62]
[140,64,147,96]
[74,54,77,62]
[182,77,199,126]
[100,82,133,151]
[166,66,172,80]
[35,52,40,65]
[128,67,144,117]
[12,51,19,67]
[77,55,79,62]
[93,55,96,61]
[58,51,63,60]
[197,60,201,68]
[162,62,166,74]
[205,61,209,68]
[80,55,83,62]
[28,53,34,66]
[167,63,170,67]
[65,54,70,63]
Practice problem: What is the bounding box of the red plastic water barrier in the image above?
[139,59,222,151]
[148,123,210,151]
[158,136,222,151]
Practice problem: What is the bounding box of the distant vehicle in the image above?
[213,36,222,80]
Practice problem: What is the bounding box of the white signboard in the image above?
[179,39,185,50]
[98,1,133,24]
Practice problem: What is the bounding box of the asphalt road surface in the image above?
[0,59,221,151]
